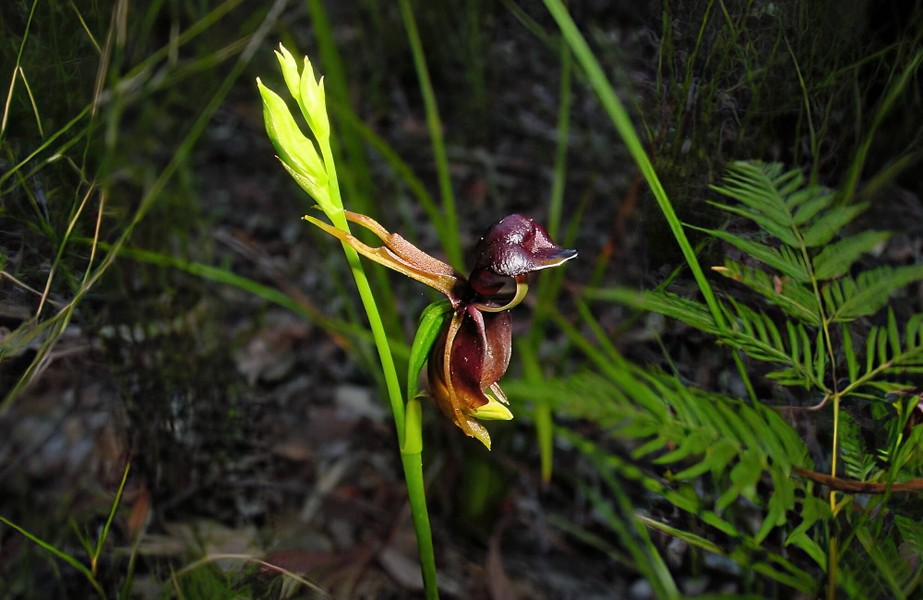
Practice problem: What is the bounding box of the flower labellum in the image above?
[306,210,576,449]
[428,307,513,447]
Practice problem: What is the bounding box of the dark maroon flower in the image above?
[473,214,579,277]
[306,211,576,448]
[427,307,513,446]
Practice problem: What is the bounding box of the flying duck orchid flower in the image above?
[306,211,576,449]
[258,44,576,448]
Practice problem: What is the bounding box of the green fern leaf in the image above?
[584,287,716,331]
[800,203,869,247]
[839,412,876,480]
[707,200,800,247]
[716,448,764,510]
[827,265,923,321]
[514,364,815,591]
[710,161,800,227]
[856,312,923,386]
[673,438,740,480]
[907,313,923,349]
[791,189,836,225]
[711,161,870,259]
[812,230,890,280]
[841,322,860,382]
[785,495,830,568]
[894,514,923,558]
[709,161,859,253]
[715,260,821,324]
[691,225,811,281]
[888,308,902,359]
[722,299,786,361]
[719,300,823,388]
[854,524,913,599]
[756,466,795,543]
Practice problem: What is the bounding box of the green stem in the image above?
[343,247,407,442]
[401,399,439,598]
[0,516,107,599]
[307,0,405,370]
[318,97,438,598]
[328,188,441,600]
[400,451,438,598]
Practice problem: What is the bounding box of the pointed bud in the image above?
[274,44,302,104]
[299,58,329,143]
[257,77,331,211]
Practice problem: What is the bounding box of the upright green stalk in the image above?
[258,47,439,598]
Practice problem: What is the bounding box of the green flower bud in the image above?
[256,77,330,211]
[298,57,329,144]
[274,44,302,105]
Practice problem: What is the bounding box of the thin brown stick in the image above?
[792,466,923,494]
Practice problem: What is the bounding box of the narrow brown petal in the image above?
[305,213,462,301]
[343,211,459,281]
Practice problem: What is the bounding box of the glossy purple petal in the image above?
[471,214,577,280]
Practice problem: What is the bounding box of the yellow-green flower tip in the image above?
[274,44,301,103]
[299,58,329,143]
[472,397,514,421]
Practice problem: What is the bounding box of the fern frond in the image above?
[790,186,835,225]
[590,286,829,389]
[800,202,868,247]
[690,225,811,282]
[720,299,823,389]
[709,162,803,243]
[839,412,877,480]
[854,523,914,600]
[584,287,716,331]
[542,366,809,488]
[714,260,821,324]
[709,161,856,249]
[825,265,923,321]
[812,230,890,280]
[706,200,800,248]
[841,322,860,382]
[894,514,923,559]
[784,495,830,568]
[843,312,923,397]
[507,366,821,593]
